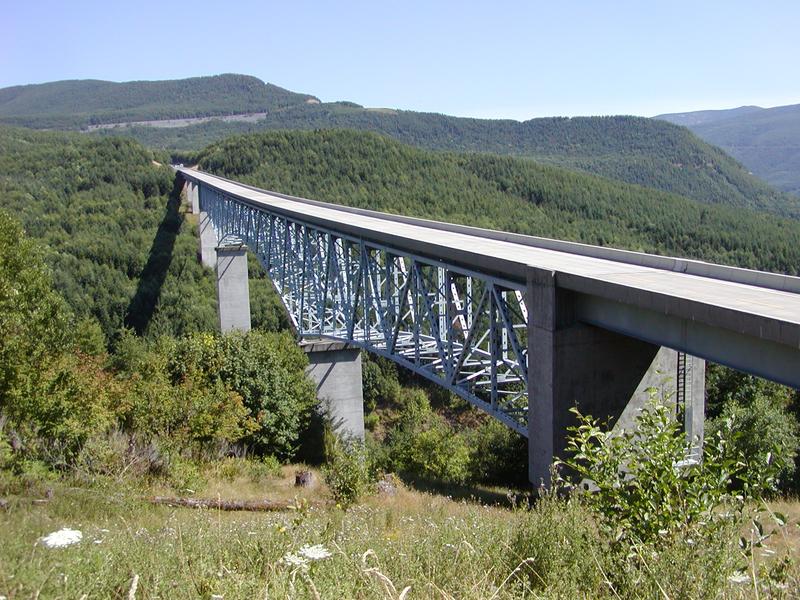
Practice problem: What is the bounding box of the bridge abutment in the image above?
[302,340,365,442]
[527,268,705,487]
[216,244,251,333]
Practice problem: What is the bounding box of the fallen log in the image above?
[148,496,297,512]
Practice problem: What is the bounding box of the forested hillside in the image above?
[658,103,800,196]
[0,74,318,129]
[2,73,791,217]
[0,126,284,340]
[197,129,800,274]
[101,102,799,217]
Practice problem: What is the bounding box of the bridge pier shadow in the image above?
[124,177,184,334]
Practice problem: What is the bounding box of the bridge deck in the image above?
[180,168,800,367]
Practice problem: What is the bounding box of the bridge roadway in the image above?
[181,167,800,390]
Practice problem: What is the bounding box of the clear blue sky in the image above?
[3,0,799,119]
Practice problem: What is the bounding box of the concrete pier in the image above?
[185,181,199,214]
[216,245,251,333]
[302,340,365,441]
[527,268,705,486]
[199,211,217,269]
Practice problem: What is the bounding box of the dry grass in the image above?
[1,468,799,598]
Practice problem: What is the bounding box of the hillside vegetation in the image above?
[1,73,792,216]
[117,104,798,217]
[0,74,317,129]
[0,126,285,340]
[197,129,800,274]
[657,103,800,196]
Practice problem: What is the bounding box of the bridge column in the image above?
[189,181,199,214]
[216,244,251,333]
[527,268,704,487]
[198,211,217,269]
[302,340,365,441]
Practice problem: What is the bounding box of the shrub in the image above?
[167,455,206,492]
[216,455,282,483]
[559,400,772,546]
[387,413,472,484]
[467,418,528,485]
[709,389,799,491]
[170,331,317,460]
[251,455,283,481]
[323,435,376,508]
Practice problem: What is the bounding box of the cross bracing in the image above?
[199,184,530,434]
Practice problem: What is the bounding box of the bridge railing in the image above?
[199,183,530,434]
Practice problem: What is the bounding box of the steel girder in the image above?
[199,184,530,434]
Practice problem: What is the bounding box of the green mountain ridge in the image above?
[656,103,800,196]
[1,74,794,217]
[0,74,318,128]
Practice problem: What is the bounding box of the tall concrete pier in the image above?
[216,244,251,333]
[302,340,365,442]
[527,268,705,486]
[199,212,217,269]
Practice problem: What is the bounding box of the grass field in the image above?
[2,465,799,599]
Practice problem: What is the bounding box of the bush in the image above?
[323,435,376,508]
[216,455,282,483]
[707,367,800,489]
[468,418,528,485]
[559,400,772,546]
[170,331,317,460]
[709,394,799,491]
[167,455,206,492]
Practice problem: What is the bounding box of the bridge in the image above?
[178,167,800,485]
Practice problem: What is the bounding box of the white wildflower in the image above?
[40,528,82,548]
[299,544,332,561]
[282,552,308,568]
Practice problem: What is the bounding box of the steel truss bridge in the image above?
[199,179,530,433]
[179,167,800,442]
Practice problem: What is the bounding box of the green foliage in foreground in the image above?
[560,402,774,546]
[198,129,800,274]
[1,431,796,599]
[0,207,316,470]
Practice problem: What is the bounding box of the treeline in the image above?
[197,129,800,274]
[96,101,798,217]
[0,74,317,129]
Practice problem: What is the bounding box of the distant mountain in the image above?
[656,106,764,127]
[656,103,800,196]
[2,74,796,217]
[0,74,318,128]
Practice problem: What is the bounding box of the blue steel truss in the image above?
[199,184,530,435]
